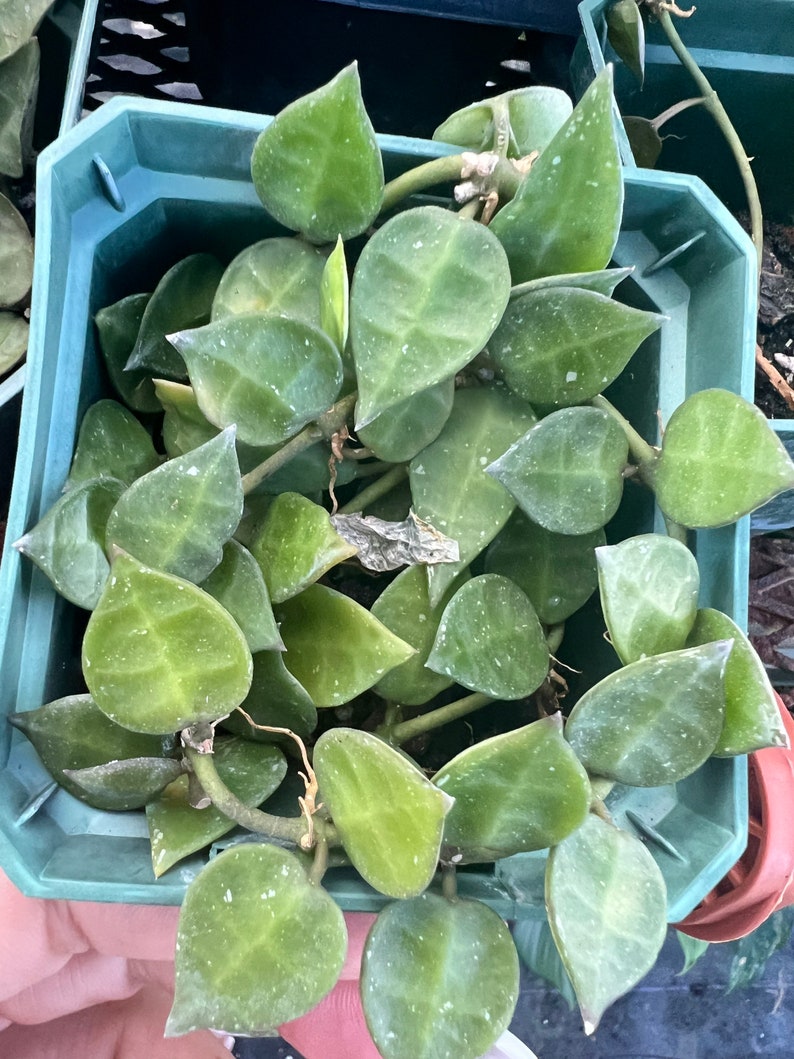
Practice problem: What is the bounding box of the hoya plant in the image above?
[11,65,794,1057]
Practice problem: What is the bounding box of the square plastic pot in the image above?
[0,98,755,922]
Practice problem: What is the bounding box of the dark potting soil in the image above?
[754,222,794,420]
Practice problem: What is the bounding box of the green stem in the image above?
[386,692,493,745]
[663,515,689,546]
[185,747,308,846]
[442,864,458,902]
[589,394,659,480]
[309,832,329,886]
[380,153,522,214]
[650,95,705,131]
[457,198,482,221]
[655,8,763,274]
[336,463,409,515]
[546,623,565,656]
[241,392,358,494]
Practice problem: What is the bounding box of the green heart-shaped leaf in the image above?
[212,237,326,324]
[67,399,161,489]
[433,714,590,862]
[490,287,662,407]
[0,191,33,308]
[0,311,27,373]
[596,533,700,664]
[371,564,463,706]
[83,551,253,733]
[512,920,577,1010]
[487,407,628,535]
[170,313,343,447]
[15,477,125,609]
[624,115,663,168]
[434,85,573,156]
[314,728,451,897]
[687,608,789,756]
[64,757,185,811]
[105,427,243,583]
[251,62,383,244]
[320,235,349,355]
[0,0,53,62]
[565,641,732,786]
[607,0,646,84]
[427,574,549,699]
[8,694,175,805]
[358,377,455,464]
[546,813,667,1034]
[351,206,511,427]
[361,893,519,1059]
[485,511,604,624]
[490,67,622,283]
[95,293,160,413]
[146,737,287,877]
[510,266,633,299]
[0,38,38,178]
[126,253,224,377]
[654,390,794,527]
[225,650,318,742]
[154,379,219,458]
[410,384,537,606]
[200,539,282,653]
[167,844,346,1035]
[249,491,357,603]
[276,584,415,707]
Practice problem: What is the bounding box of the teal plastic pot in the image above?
[0,98,754,921]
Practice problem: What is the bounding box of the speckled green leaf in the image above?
[510,266,633,299]
[546,813,667,1034]
[147,738,287,877]
[489,68,622,283]
[224,650,318,742]
[67,399,161,489]
[358,377,455,464]
[167,845,346,1035]
[0,311,27,373]
[15,477,125,609]
[427,574,549,700]
[83,551,253,734]
[487,407,628,535]
[434,715,590,863]
[607,0,645,85]
[565,641,732,786]
[212,237,326,324]
[433,85,573,156]
[200,539,282,653]
[0,0,52,62]
[249,492,356,603]
[276,584,415,707]
[0,191,33,307]
[251,63,383,244]
[126,254,223,377]
[687,608,789,756]
[361,894,519,1059]
[95,293,159,413]
[485,511,604,624]
[351,206,511,427]
[320,235,349,354]
[596,534,700,664]
[410,385,537,607]
[371,564,463,706]
[654,390,794,527]
[170,313,343,447]
[314,728,451,897]
[154,379,219,458]
[8,694,175,806]
[64,756,185,811]
[490,287,662,406]
[0,38,38,178]
[105,427,243,583]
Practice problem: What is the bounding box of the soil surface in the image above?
[754,222,794,419]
